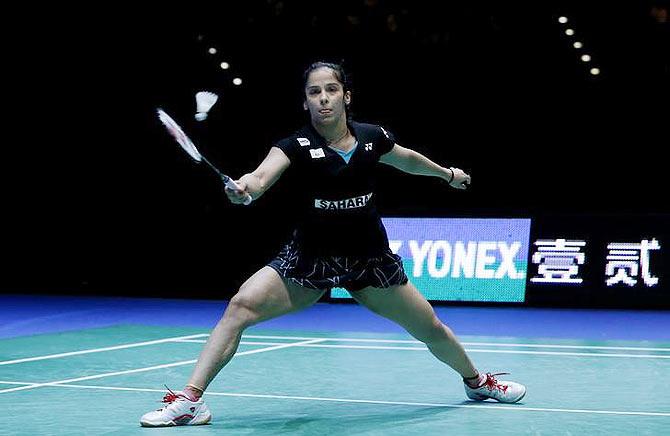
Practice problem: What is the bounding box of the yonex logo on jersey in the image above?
[380,127,390,139]
[309,148,325,159]
[365,142,373,151]
[315,193,373,210]
[297,137,311,146]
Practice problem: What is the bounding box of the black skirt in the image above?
[268,239,408,292]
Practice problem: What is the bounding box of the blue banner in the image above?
[331,217,532,302]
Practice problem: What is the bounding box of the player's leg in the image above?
[350,281,525,403]
[140,266,325,426]
[351,281,478,377]
[186,266,325,393]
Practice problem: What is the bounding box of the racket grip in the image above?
[224,178,253,206]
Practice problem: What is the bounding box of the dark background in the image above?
[3,1,668,305]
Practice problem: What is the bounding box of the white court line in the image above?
[464,349,670,359]
[0,333,210,366]
[0,339,325,394]
[2,333,667,369]
[243,335,670,353]
[2,382,668,418]
[173,339,670,359]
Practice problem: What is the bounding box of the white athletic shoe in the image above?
[464,372,526,403]
[140,388,212,427]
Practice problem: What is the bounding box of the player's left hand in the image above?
[447,167,471,190]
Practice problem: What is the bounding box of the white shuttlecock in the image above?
[195,91,219,121]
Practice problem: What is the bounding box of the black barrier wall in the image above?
[3,2,668,308]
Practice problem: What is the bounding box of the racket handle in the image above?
[223,178,253,205]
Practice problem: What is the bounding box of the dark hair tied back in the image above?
[303,61,350,93]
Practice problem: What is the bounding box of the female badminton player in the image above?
[140,62,526,427]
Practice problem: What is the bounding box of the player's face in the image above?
[304,68,351,126]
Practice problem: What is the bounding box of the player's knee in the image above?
[416,315,447,344]
[226,293,262,327]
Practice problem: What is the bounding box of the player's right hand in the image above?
[224,180,249,204]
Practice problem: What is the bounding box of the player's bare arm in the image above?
[379,144,471,190]
[225,147,291,203]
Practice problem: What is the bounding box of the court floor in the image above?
[1,307,669,435]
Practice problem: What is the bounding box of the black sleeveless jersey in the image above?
[274,120,396,256]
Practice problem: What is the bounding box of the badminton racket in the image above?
[156,108,252,205]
